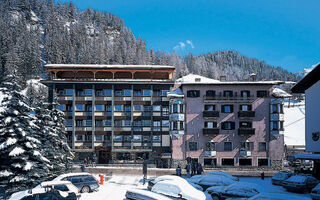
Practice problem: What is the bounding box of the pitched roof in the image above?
[44,64,175,70]
[291,63,320,93]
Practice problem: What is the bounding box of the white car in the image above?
[271,171,293,185]
[206,182,260,200]
[311,183,320,200]
[249,192,310,200]
[206,171,239,181]
[125,188,173,200]
[187,174,234,190]
[148,175,203,191]
[151,180,212,200]
[10,180,80,200]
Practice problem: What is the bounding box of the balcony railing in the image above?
[203,111,220,118]
[238,111,255,118]
[238,128,255,135]
[203,128,219,135]
[204,95,255,102]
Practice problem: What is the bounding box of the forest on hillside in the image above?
[0,0,301,87]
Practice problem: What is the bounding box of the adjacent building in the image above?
[169,74,285,169]
[41,64,175,165]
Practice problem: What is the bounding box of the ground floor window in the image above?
[136,152,149,160]
[204,158,217,167]
[116,152,131,160]
[221,158,234,166]
[239,158,252,166]
[258,158,269,166]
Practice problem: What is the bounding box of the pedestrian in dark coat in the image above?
[142,160,148,185]
[176,165,182,176]
[197,164,203,175]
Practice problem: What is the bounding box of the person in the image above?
[186,163,191,178]
[84,157,87,167]
[176,165,182,176]
[93,154,97,167]
[197,163,203,175]
[142,160,148,185]
[81,162,86,172]
[191,163,196,176]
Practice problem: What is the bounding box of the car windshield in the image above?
[274,172,289,179]
[286,176,307,183]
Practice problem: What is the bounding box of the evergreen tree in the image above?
[0,75,50,194]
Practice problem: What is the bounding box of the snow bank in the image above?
[206,171,238,181]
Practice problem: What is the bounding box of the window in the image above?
[132,135,142,142]
[206,90,216,97]
[153,90,161,96]
[114,120,122,127]
[204,158,217,167]
[114,105,123,111]
[95,120,103,127]
[143,105,152,112]
[204,105,215,111]
[124,105,131,112]
[241,142,254,150]
[65,119,73,127]
[161,90,170,96]
[84,89,92,96]
[221,158,234,166]
[258,158,269,166]
[239,121,252,128]
[272,121,279,130]
[259,142,267,151]
[115,90,123,97]
[272,104,279,113]
[65,89,73,96]
[172,121,178,130]
[85,120,92,126]
[224,142,232,151]
[153,105,161,112]
[173,105,178,113]
[221,122,235,130]
[104,135,111,141]
[187,90,200,97]
[134,120,142,127]
[180,121,184,130]
[223,91,233,97]
[241,90,250,97]
[162,106,169,116]
[114,135,123,142]
[180,104,184,113]
[257,90,268,97]
[205,142,216,151]
[95,105,104,111]
[280,121,284,130]
[153,135,161,142]
[96,90,103,96]
[239,159,252,166]
[189,142,198,151]
[76,90,84,96]
[204,121,217,128]
[124,89,132,96]
[142,120,151,127]
[84,135,92,141]
[221,105,233,113]
[162,120,170,127]
[134,105,142,111]
[95,135,103,141]
[76,120,83,127]
[76,135,83,141]
[75,104,85,111]
[66,105,73,111]
[143,90,151,96]
[124,135,132,142]
[104,120,112,127]
[124,120,131,127]
[106,105,112,112]
[58,104,65,111]
[54,185,68,191]
[104,89,112,96]
[240,105,252,111]
[153,121,161,131]
[143,136,151,142]
[86,105,92,112]
[134,90,142,96]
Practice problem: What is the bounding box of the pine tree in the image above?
[0,75,50,194]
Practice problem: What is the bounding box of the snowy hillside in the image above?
[283,100,305,146]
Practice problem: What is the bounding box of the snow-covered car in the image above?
[125,188,173,200]
[9,188,77,200]
[206,171,239,181]
[53,172,99,193]
[147,175,203,191]
[271,171,294,185]
[187,175,234,190]
[151,180,212,200]
[311,183,320,200]
[206,182,260,200]
[248,192,310,200]
[282,175,319,193]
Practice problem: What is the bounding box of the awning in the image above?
[294,154,320,160]
[161,153,172,159]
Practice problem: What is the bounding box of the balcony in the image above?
[204,151,216,157]
[239,150,252,157]
[75,96,92,101]
[204,95,255,103]
[203,111,219,118]
[238,111,255,118]
[238,128,255,135]
[133,96,151,101]
[203,128,219,135]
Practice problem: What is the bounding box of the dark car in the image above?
[54,173,99,193]
[283,175,319,193]
[20,189,77,200]
[125,189,173,200]
[271,171,294,186]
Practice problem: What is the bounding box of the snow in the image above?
[126,188,173,200]
[23,162,33,171]
[187,174,235,186]
[206,171,239,181]
[0,138,17,149]
[9,147,25,156]
[0,170,13,177]
[304,62,320,75]
[272,88,293,98]
[30,11,39,22]
[283,100,305,145]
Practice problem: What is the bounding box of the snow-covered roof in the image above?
[167,88,184,98]
[40,180,72,187]
[44,64,175,70]
[176,74,284,85]
[283,101,305,146]
[53,172,91,180]
[272,88,293,98]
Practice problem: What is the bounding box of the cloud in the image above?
[186,40,194,49]
[173,42,186,51]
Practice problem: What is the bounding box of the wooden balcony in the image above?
[238,111,255,118]
[238,128,255,135]
[203,111,219,118]
[204,95,255,103]
[203,128,219,135]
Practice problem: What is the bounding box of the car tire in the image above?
[81,186,90,193]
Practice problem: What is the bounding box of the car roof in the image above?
[127,189,172,200]
[54,172,91,180]
[41,180,73,187]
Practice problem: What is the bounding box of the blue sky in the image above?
[58,0,320,72]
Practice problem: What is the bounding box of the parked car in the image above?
[125,188,173,200]
[187,174,234,190]
[148,175,203,191]
[206,182,260,200]
[206,171,239,181]
[311,183,320,200]
[0,185,7,200]
[271,171,294,185]
[282,174,319,193]
[151,180,212,200]
[248,192,310,200]
[9,189,78,200]
[53,172,99,193]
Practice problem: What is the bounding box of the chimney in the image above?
[250,73,256,81]
[219,76,226,81]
